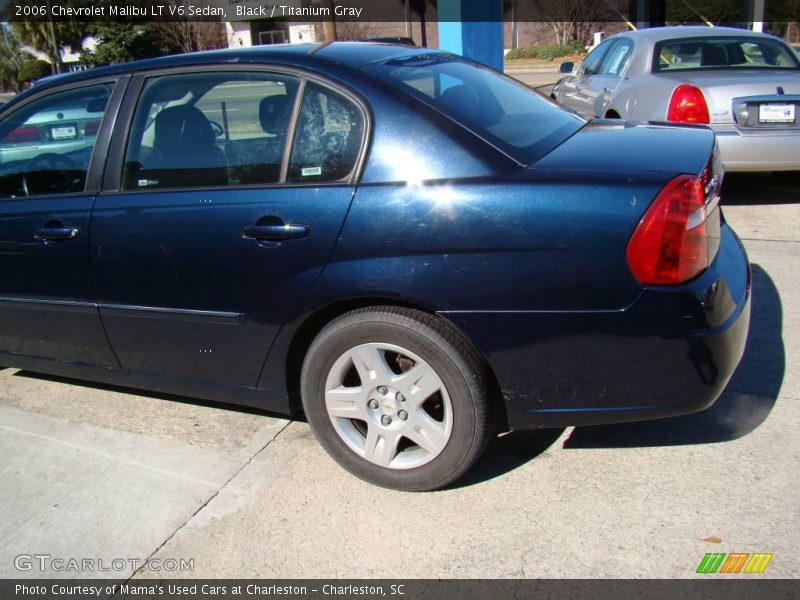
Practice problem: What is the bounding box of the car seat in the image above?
[151,105,228,188]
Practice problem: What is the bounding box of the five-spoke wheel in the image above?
[301,307,493,491]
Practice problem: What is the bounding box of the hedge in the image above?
[505,41,586,61]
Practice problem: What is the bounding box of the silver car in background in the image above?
[552,26,800,173]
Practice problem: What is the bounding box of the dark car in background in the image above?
[0,43,750,491]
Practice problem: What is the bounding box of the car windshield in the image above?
[365,53,585,165]
[654,36,800,72]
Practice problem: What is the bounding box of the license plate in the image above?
[758,104,796,123]
[50,125,77,140]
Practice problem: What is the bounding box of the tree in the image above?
[80,22,180,67]
[151,21,228,54]
[409,0,432,47]
[17,58,51,87]
[11,21,85,72]
[0,28,36,92]
[532,0,616,45]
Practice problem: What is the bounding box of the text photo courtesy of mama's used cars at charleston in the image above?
[0,41,750,491]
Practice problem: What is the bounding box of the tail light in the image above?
[667,84,710,124]
[3,127,40,144]
[626,174,710,285]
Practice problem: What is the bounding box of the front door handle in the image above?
[242,223,309,242]
[34,225,81,241]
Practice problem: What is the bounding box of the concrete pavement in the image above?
[1,177,798,580]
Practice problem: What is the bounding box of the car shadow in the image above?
[452,427,566,489]
[722,173,799,205]
[8,370,288,420]
[563,262,783,449]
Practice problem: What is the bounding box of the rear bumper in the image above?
[442,222,751,429]
[714,127,800,172]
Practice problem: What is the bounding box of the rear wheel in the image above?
[300,307,492,491]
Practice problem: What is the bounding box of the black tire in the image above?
[300,306,493,491]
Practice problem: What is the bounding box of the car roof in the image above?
[29,42,434,92]
[617,25,783,43]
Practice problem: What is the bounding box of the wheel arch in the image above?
[284,297,508,430]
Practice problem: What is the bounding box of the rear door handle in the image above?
[34,226,81,241]
[242,223,309,242]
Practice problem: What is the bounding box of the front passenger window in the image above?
[0,84,112,198]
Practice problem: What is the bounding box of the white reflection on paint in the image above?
[378,146,471,218]
[377,145,434,188]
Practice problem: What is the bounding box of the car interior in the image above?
[0,86,110,198]
[658,39,800,70]
[122,72,363,190]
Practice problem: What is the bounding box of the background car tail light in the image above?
[667,84,710,124]
[4,127,40,143]
[626,174,709,285]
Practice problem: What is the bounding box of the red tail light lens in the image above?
[626,174,708,285]
[3,127,40,144]
[667,84,710,124]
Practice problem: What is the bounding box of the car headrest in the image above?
[701,45,729,67]
[154,105,215,150]
[259,95,292,135]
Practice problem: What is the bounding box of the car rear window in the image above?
[654,36,800,72]
[365,53,585,165]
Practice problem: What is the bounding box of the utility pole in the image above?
[511,0,518,49]
[405,0,411,40]
[45,0,61,73]
[319,0,337,42]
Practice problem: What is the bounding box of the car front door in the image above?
[0,80,124,366]
[91,69,366,387]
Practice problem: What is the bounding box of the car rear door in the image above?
[556,39,614,115]
[577,38,634,117]
[0,79,125,366]
[91,68,366,386]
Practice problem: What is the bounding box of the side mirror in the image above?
[209,121,224,138]
[559,61,575,74]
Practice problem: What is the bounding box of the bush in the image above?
[17,59,52,85]
[506,40,586,61]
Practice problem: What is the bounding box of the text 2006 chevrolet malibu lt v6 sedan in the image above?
[0,43,750,491]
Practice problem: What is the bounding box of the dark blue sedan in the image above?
[0,43,750,490]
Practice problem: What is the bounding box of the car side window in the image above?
[599,40,633,77]
[580,40,614,76]
[0,83,113,198]
[122,72,299,191]
[287,83,364,183]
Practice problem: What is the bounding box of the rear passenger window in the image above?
[0,83,113,198]
[599,40,633,76]
[122,72,299,191]
[288,84,364,183]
